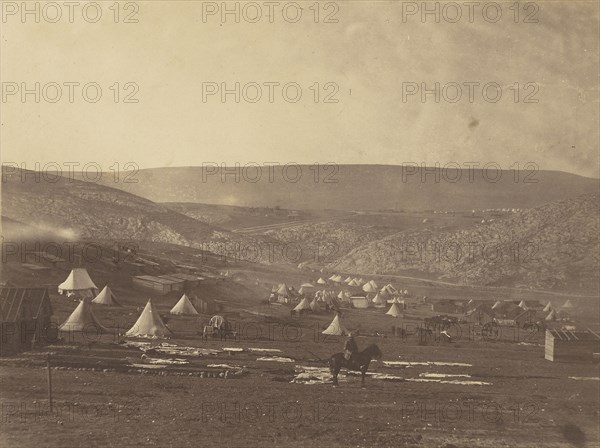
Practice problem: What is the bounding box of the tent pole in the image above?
[47,353,53,412]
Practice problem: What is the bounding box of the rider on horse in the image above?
[343,332,359,364]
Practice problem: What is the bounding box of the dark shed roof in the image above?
[0,288,53,322]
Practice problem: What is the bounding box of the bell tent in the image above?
[293,297,312,312]
[372,293,386,308]
[322,314,349,336]
[562,299,574,309]
[92,286,122,306]
[386,302,402,317]
[59,299,107,333]
[126,299,171,338]
[58,268,98,298]
[170,293,199,315]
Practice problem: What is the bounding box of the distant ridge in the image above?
[79,165,599,211]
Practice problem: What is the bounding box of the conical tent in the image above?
[322,314,349,336]
[293,297,312,312]
[317,278,327,285]
[309,297,318,312]
[92,286,122,306]
[362,282,376,293]
[333,275,343,283]
[518,300,526,308]
[126,299,171,338]
[545,310,556,321]
[543,302,553,313]
[562,299,573,309]
[301,283,315,288]
[344,277,352,283]
[276,283,290,296]
[59,299,107,332]
[386,302,402,317]
[372,293,386,307]
[369,280,378,289]
[58,268,98,298]
[491,300,501,310]
[170,293,199,315]
[348,279,359,287]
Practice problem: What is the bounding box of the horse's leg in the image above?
[332,364,340,386]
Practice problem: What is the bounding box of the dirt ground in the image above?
[2,248,599,448]
[1,315,599,448]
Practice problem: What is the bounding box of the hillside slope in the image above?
[0,168,267,262]
[328,194,600,292]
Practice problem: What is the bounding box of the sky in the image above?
[1,1,599,177]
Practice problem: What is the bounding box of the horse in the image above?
[328,344,383,387]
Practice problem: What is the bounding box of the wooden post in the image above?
[47,353,53,412]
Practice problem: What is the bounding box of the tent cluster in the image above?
[543,299,574,322]
[57,268,211,340]
[269,274,408,321]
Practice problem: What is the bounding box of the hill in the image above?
[84,165,599,211]
[328,194,600,292]
[0,168,270,262]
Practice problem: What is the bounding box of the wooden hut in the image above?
[545,329,600,362]
[0,288,53,355]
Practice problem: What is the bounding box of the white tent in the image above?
[491,300,502,310]
[317,278,327,285]
[344,277,352,283]
[322,314,349,336]
[561,299,574,309]
[357,278,365,285]
[276,283,290,296]
[301,283,315,288]
[518,300,527,309]
[543,302,553,313]
[126,299,172,338]
[386,302,402,317]
[545,309,556,321]
[309,297,318,312]
[170,293,199,315]
[332,275,343,283]
[372,293,386,308]
[92,285,122,306]
[293,297,312,312]
[58,268,98,298]
[368,280,378,289]
[348,279,360,287]
[59,299,107,332]
[362,282,376,293]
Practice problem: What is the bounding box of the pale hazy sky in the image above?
[1,1,599,177]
